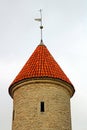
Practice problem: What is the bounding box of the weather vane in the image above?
[35,9,43,43]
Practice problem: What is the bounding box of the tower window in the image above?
[13,110,15,121]
[40,102,45,112]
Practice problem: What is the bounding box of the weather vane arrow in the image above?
[35,9,43,43]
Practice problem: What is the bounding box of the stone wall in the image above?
[12,79,72,130]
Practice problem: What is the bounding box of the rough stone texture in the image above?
[12,79,72,130]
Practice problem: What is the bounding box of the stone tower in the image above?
[9,42,75,130]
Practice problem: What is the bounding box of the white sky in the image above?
[0,0,87,130]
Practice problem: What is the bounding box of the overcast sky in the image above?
[0,0,87,130]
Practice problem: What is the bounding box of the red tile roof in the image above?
[10,43,73,87]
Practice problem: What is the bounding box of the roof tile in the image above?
[10,44,73,86]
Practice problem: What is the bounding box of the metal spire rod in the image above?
[39,9,43,42]
[35,9,43,43]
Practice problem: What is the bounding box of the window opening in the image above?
[13,110,15,121]
[40,102,45,112]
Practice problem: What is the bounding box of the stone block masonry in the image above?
[12,79,72,130]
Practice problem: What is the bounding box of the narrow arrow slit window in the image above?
[40,102,45,112]
[13,110,15,121]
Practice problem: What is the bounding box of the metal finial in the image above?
[35,9,43,43]
[39,9,43,42]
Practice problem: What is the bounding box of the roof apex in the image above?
[39,40,44,45]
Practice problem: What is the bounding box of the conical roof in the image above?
[9,43,75,97]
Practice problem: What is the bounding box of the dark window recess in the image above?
[13,110,15,121]
[40,102,45,112]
